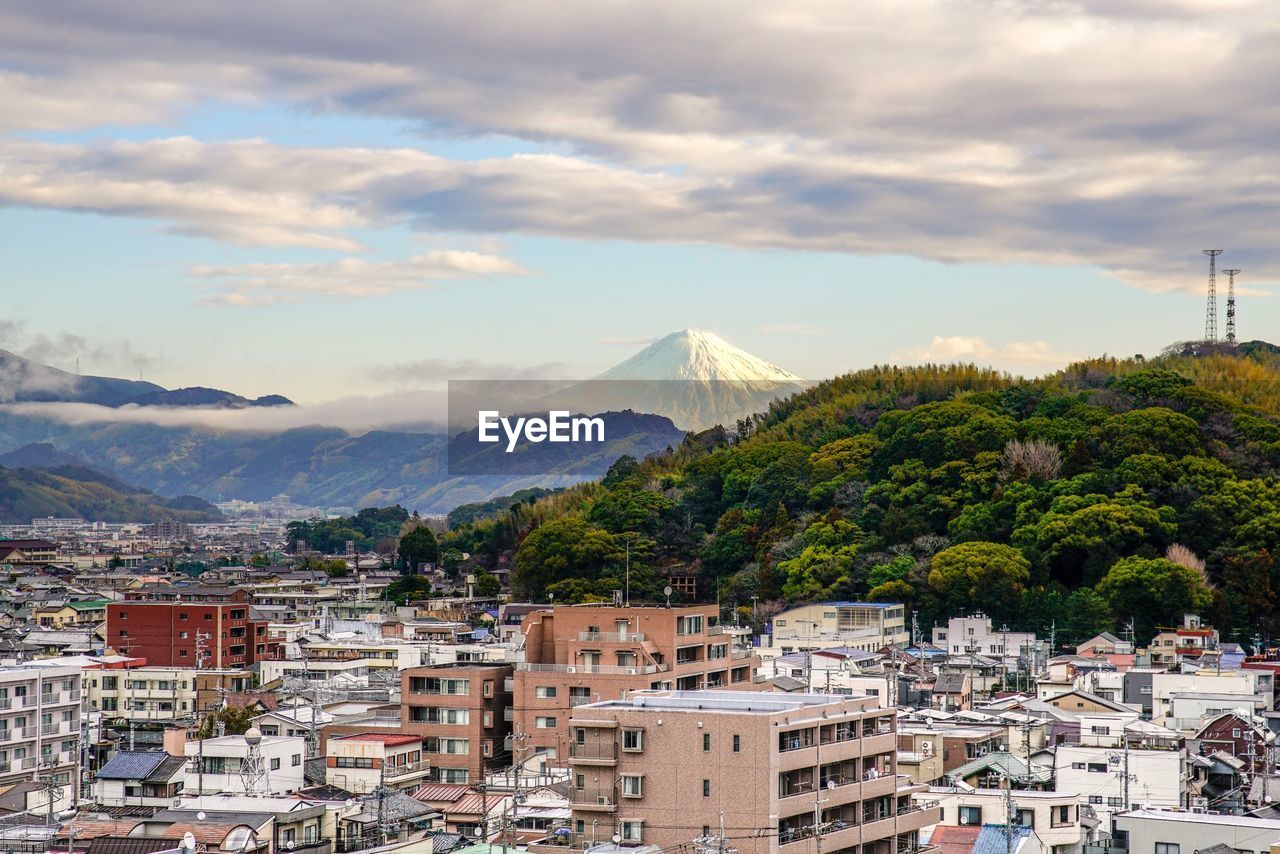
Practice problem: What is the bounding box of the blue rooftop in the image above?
[973,824,1032,854]
[96,751,168,780]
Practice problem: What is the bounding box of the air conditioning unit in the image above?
[566,667,577,674]
[920,742,933,757]
[1191,797,1209,813]
[597,796,609,805]
[977,746,989,755]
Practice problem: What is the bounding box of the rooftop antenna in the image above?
[1204,249,1223,342]
[1224,268,1241,345]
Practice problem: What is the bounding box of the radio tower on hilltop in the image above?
[1204,249,1223,342]
[1224,268,1241,345]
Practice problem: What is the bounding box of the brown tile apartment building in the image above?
[401,662,513,784]
[566,690,938,854]
[514,605,759,754]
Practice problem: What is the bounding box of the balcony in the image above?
[578,632,646,643]
[568,742,617,765]
[516,663,661,675]
[569,786,616,812]
[383,760,432,779]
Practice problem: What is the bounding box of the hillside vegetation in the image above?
[442,345,1280,647]
[0,464,221,524]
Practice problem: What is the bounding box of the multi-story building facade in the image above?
[771,603,909,653]
[325,732,430,794]
[0,663,82,806]
[184,733,306,795]
[401,662,513,784]
[932,613,1039,664]
[566,690,938,854]
[106,587,272,667]
[515,605,759,754]
[923,788,1088,853]
[83,664,252,722]
[1053,745,1185,828]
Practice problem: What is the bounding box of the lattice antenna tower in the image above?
[1223,268,1241,344]
[1204,249,1223,341]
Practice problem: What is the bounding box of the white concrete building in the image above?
[933,614,1039,663]
[184,733,306,795]
[770,602,908,652]
[1053,746,1185,829]
[324,733,429,794]
[921,787,1090,853]
[1112,808,1280,853]
[0,662,83,808]
[1149,671,1270,728]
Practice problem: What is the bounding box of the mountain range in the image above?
[0,349,293,408]
[0,330,789,515]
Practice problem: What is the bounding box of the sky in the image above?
[2,1,1278,410]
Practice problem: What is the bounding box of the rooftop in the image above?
[336,733,424,746]
[579,689,865,715]
[1116,808,1280,829]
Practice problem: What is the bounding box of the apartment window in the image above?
[676,615,704,635]
[179,613,188,621]
[117,611,127,620]
[535,686,557,699]
[1106,797,1123,807]
[622,729,643,751]
[536,717,557,729]
[702,733,711,752]
[702,779,710,797]
[619,821,643,843]
[620,775,644,797]
[1071,762,1085,770]
[119,630,128,638]
[1232,728,1242,738]
[270,758,281,771]
[1087,763,1107,773]
[1155,845,1179,854]
[1088,796,1103,804]
[102,677,117,690]
[335,757,375,768]
[1052,804,1071,826]
[732,735,740,753]
[483,681,493,698]
[61,710,73,722]
[179,632,189,639]
[958,806,981,826]
[1090,726,1110,735]
[1015,808,1034,827]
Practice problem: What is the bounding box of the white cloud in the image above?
[1,2,1280,290]
[896,336,1081,374]
[598,336,659,346]
[190,250,526,304]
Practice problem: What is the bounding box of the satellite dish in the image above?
[197,812,207,821]
[663,586,672,597]
[826,779,837,790]
[182,832,197,853]
[612,835,622,845]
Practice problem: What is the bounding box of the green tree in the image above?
[512,518,625,599]
[474,569,501,598]
[1095,556,1213,638]
[1060,587,1116,644]
[928,542,1031,625]
[197,705,256,738]
[398,525,440,573]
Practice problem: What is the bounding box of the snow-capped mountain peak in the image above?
[595,329,803,383]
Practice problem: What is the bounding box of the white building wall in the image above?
[1053,746,1184,829]
[184,735,306,795]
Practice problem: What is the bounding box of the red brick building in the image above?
[106,587,272,667]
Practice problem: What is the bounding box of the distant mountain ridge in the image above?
[0,457,222,524]
[0,349,292,408]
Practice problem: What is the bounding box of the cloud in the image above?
[896,335,1081,374]
[5,392,450,433]
[759,324,823,336]
[2,2,1280,290]
[0,320,162,389]
[369,358,567,385]
[598,336,659,346]
[190,250,526,305]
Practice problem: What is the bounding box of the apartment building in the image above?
[932,614,1039,663]
[401,662,513,784]
[325,732,430,794]
[514,604,759,753]
[107,588,272,667]
[0,663,82,802]
[771,603,909,653]
[83,665,252,722]
[566,690,939,854]
[1112,809,1280,854]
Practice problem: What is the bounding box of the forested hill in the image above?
[440,345,1280,648]
[0,463,222,524]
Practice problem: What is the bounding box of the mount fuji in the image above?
[544,329,807,430]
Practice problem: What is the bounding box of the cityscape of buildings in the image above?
[0,524,1269,854]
